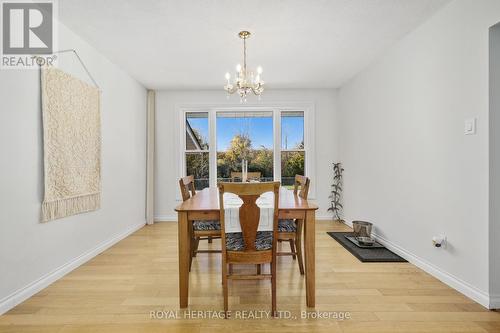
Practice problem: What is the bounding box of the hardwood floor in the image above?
[1,221,499,332]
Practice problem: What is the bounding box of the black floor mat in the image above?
[327,232,407,263]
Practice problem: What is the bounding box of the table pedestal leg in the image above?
[178,211,190,308]
[304,210,315,307]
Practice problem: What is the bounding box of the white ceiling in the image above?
[59,0,450,90]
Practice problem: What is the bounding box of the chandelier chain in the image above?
[243,37,247,73]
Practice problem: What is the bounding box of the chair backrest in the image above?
[179,175,196,202]
[218,182,280,251]
[230,171,262,182]
[294,175,310,199]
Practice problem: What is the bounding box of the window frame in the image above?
[177,103,316,199]
[280,110,306,187]
[183,111,210,190]
[184,111,209,153]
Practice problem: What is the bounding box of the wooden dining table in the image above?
[174,186,318,308]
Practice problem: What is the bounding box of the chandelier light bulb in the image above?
[225,72,231,80]
[236,64,242,72]
[257,66,263,74]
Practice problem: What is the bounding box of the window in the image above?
[181,106,313,194]
[216,111,274,182]
[185,112,209,189]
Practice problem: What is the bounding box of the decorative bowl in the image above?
[352,221,373,237]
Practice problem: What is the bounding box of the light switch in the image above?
[464,118,476,135]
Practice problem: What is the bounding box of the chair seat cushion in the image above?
[192,220,221,231]
[278,219,297,232]
[226,231,273,251]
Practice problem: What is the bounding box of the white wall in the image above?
[155,89,338,220]
[489,23,500,307]
[338,0,500,308]
[0,22,147,313]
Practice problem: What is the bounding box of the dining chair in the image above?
[179,176,221,271]
[218,181,280,317]
[277,175,310,275]
[230,171,262,182]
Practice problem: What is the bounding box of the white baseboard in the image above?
[374,232,490,308]
[0,221,145,315]
[339,221,491,308]
[141,217,499,308]
[154,215,176,222]
[315,214,334,221]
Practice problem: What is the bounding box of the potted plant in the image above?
[328,162,344,223]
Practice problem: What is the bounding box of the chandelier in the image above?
[224,31,264,102]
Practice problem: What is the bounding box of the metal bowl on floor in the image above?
[356,236,375,246]
[352,220,373,238]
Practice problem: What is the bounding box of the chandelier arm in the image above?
[250,86,262,96]
[225,85,238,94]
